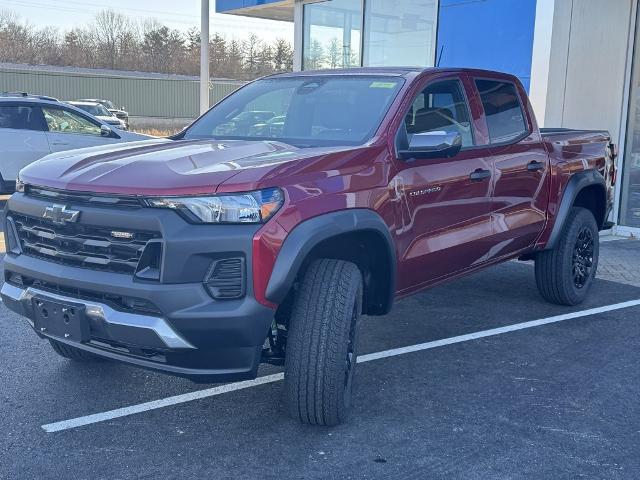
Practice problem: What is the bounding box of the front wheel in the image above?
[284,259,362,426]
[535,207,599,306]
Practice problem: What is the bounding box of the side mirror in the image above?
[100,124,114,137]
[399,131,462,160]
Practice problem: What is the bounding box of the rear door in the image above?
[392,75,495,293]
[472,77,550,256]
[41,105,120,152]
[0,103,50,182]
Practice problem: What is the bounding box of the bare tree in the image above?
[0,10,36,63]
[273,37,293,72]
[242,33,262,77]
[0,9,294,80]
[93,10,138,69]
[306,39,325,70]
[210,33,227,77]
[327,38,341,69]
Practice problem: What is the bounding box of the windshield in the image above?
[183,76,404,147]
[73,104,111,117]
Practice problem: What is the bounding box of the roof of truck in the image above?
[267,67,516,79]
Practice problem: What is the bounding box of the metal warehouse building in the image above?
[0,62,244,129]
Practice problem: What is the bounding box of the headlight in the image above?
[146,187,284,224]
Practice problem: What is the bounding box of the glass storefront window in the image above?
[620,13,640,228]
[303,0,363,70]
[302,0,438,71]
[363,0,437,67]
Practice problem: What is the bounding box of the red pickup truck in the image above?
[2,68,616,426]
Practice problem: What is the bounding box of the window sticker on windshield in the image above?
[369,81,397,89]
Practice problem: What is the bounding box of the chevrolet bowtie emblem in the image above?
[42,204,80,225]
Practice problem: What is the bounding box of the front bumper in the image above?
[2,193,276,383]
[2,283,195,349]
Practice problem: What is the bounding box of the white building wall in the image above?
[531,0,634,144]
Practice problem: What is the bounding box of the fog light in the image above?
[205,257,245,300]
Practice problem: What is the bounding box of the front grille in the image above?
[6,273,162,316]
[26,186,142,208]
[11,212,160,274]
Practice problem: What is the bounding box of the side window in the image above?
[404,79,474,147]
[0,105,43,131]
[41,107,102,136]
[474,79,528,144]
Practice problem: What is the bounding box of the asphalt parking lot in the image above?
[2,242,640,480]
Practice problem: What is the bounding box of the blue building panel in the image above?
[436,0,537,91]
[216,0,286,13]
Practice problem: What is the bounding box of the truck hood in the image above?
[19,138,353,196]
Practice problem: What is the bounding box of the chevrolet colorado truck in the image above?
[2,68,616,426]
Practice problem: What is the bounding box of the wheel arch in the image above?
[266,209,396,316]
[545,169,607,251]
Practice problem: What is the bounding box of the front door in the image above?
[393,77,494,293]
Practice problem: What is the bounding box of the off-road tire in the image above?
[49,339,105,362]
[535,207,599,306]
[284,258,362,426]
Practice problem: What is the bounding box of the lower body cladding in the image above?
[1,192,275,383]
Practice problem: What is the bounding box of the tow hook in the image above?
[261,319,286,366]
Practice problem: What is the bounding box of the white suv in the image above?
[0,93,149,192]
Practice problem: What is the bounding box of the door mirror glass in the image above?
[399,131,462,160]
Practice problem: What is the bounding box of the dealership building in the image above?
[217,0,640,236]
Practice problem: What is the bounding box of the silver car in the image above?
[0,93,149,192]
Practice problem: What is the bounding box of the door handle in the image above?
[527,160,546,172]
[51,142,69,146]
[469,168,491,182]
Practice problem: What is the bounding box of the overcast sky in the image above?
[3,0,294,42]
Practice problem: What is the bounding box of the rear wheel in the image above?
[284,258,362,426]
[535,207,599,306]
[49,339,106,362]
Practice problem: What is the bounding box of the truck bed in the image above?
[540,127,611,142]
[540,128,612,160]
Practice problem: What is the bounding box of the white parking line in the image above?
[41,298,640,433]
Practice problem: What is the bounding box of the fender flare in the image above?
[544,169,606,250]
[265,209,396,309]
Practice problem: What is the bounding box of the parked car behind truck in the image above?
[76,98,129,130]
[67,101,127,130]
[2,68,616,426]
[0,93,148,192]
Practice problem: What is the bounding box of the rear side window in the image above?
[475,79,527,144]
[0,105,43,131]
